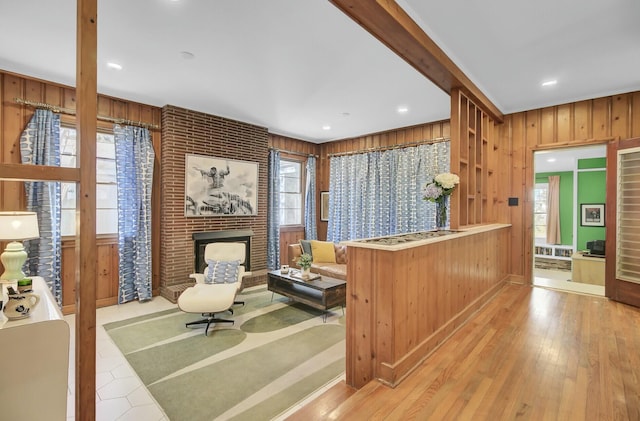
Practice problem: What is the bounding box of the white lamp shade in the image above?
[0,211,40,241]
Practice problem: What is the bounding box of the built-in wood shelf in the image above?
[451,89,498,228]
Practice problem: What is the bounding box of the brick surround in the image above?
[160,105,269,302]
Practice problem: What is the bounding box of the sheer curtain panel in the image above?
[305,156,318,240]
[546,175,561,244]
[327,142,449,242]
[114,124,155,304]
[19,109,63,306]
[267,150,281,269]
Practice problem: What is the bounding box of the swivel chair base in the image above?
[186,310,234,336]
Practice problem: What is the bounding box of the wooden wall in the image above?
[0,70,162,313]
[268,134,320,265]
[502,91,640,283]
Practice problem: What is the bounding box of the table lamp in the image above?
[0,211,40,281]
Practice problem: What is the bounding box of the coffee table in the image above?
[267,269,346,322]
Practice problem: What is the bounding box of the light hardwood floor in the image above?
[287,284,640,420]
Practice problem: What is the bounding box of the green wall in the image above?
[577,159,606,250]
[535,171,573,245]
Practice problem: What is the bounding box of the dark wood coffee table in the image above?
[267,269,346,322]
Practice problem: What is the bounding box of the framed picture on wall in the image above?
[580,203,605,227]
[320,191,330,221]
[185,154,258,216]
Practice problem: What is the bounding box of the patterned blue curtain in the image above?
[327,142,450,242]
[267,150,281,269]
[114,125,154,304]
[19,109,62,306]
[304,156,318,240]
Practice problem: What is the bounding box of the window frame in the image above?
[278,155,306,227]
[59,120,119,238]
[533,182,549,241]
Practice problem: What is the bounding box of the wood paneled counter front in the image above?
[341,224,511,389]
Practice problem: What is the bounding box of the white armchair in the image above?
[178,242,250,335]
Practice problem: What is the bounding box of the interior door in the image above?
[605,137,640,307]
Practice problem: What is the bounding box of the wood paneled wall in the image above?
[502,91,640,283]
[0,70,162,313]
[269,134,320,264]
[318,121,451,239]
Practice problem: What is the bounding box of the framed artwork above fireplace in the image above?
[185,154,258,216]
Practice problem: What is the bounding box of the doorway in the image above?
[532,145,606,296]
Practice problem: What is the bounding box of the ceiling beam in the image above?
[330,0,504,123]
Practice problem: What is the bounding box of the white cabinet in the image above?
[0,277,69,420]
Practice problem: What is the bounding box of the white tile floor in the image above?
[64,296,176,421]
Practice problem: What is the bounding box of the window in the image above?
[60,126,118,236]
[533,183,548,240]
[278,159,303,225]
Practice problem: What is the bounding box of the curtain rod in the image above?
[14,97,161,130]
[328,136,450,158]
[269,147,319,158]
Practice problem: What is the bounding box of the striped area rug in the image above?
[104,286,346,421]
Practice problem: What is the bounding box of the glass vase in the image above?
[436,196,449,230]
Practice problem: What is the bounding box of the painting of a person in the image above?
[199,164,230,189]
[185,155,257,216]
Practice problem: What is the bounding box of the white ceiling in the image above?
[534,144,606,173]
[0,0,638,143]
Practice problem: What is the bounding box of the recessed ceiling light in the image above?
[397,106,409,114]
[322,125,331,131]
[547,158,556,162]
[541,80,557,87]
[106,62,122,70]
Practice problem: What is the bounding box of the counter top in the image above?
[1,276,64,329]
[341,223,511,251]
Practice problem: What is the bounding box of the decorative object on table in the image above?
[3,286,40,320]
[422,172,460,230]
[17,278,32,293]
[280,265,289,274]
[580,203,605,227]
[0,211,40,281]
[296,253,313,278]
[184,154,259,217]
[289,269,321,281]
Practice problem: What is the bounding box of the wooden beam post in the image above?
[75,0,97,419]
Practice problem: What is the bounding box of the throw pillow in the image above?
[310,240,336,263]
[204,259,240,284]
[300,239,313,257]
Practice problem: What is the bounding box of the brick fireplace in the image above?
[160,105,269,303]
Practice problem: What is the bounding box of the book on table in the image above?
[288,270,321,281]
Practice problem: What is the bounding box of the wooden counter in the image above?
[343,224,511,388]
